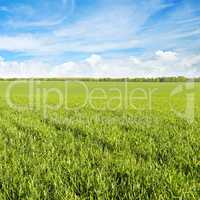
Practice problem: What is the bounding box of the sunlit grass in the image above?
[0,81,199,199]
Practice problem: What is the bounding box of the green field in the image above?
[0,81,199,199]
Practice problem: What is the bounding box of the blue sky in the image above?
[0,0,199,77]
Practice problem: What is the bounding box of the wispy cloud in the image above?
[0,35,43,52]
[0,0,199,77]
[3,0,75,28]
[0,0,169,54]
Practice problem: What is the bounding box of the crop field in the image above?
[0,80,199,200]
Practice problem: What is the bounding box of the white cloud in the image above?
[0,52,199,78]
[86,54,102,66]
[0,59,50,78]
[0,0,198,67]
[156,50,177,61]
[50,61,81,77]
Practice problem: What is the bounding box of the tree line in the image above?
[0,76,199,82]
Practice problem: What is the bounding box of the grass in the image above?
[0,80,199,199]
